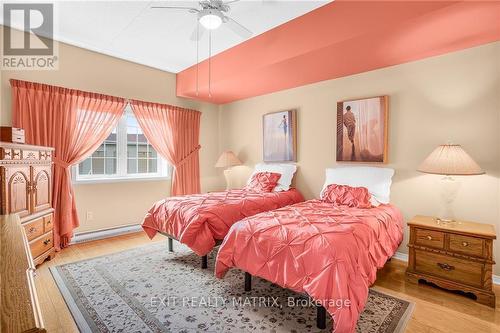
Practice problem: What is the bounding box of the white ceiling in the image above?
[2,1,330,73]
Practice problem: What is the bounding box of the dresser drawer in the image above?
[448,234,484,257]
[23,218,44,241]
[415,228,445,249]
[30,232,53,259]
[415,249,483,288]
[43,214,53,232]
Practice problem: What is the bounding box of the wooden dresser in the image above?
[1,214,46,332]
[406,215,496,307]
[0,142,56,266]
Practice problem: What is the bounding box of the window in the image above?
[74,105,170,183]
[78,129,117,176]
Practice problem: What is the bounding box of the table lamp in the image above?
[418,144,484,222]
[215,150,242,190]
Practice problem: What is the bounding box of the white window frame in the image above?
[72,106,171,184]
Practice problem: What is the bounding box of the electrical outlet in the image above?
[86,211,94,221]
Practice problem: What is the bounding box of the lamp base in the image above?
[223,168,232,190]
[437,176,460,223]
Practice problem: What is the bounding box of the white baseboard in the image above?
[392,251,409,262]
[393,251,500,285]
[71,224,142,244]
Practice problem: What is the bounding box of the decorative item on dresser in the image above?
[1,214,46,332]
[0,142,56,266]
[0,126,25,143]
[406,215,496,307]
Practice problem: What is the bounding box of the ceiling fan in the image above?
[152,0,255,97]
[152,0,253,41]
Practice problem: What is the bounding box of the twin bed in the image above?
[141,164,403,332]
[142,188,304,266]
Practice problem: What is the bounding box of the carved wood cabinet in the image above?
[0,142,56,266]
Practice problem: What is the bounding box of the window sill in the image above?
[73,175,171,185]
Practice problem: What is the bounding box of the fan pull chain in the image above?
[208,29,212,98]
[196,22,199,96]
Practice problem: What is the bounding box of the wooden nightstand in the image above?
[406,215,496,307]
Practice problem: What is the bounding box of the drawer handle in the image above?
[43,239,51,246]
[28,227,37,234]
[462,242,469,247]
[437,263,455,271]
[426,235,433,241]
[29,267,37,278]
[46,220,51,224]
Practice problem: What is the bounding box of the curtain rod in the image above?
[9,78,200,113]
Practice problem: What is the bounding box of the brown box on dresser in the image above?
[406,215,496,307]
[0,142,56,266]
[0,126,25,143]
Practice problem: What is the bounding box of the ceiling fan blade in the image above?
[151,6,199,13]
[190,24,206,41]
[225,17,253,39]
[261,0,278,5]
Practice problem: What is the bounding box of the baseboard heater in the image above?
[71,224,142,244]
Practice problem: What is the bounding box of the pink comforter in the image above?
[142,189,304,256]
[215,200,403,333]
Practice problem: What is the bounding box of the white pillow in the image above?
[248,163,297,192]
[322,166,395,205]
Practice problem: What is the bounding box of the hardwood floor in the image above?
[35,232,500,333]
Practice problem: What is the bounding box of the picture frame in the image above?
[336,96,389,163]
[263,109,297,162]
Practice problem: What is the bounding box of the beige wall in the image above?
[0,27,222,233]
[1,25,499,274]
[219,42,500,273]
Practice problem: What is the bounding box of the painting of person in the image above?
[343,105,356,160]
[263,110,297,162]
[336,96,388,163]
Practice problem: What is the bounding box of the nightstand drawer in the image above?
[30,232,53,259]
[415,249,483,288]
[449,234,484,257]
[23,217,44,241]
[415,228,445,249]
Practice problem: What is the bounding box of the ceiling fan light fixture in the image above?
[199,9,223,30]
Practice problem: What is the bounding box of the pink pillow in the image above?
[244,172,281,193]
[320,184,372,208]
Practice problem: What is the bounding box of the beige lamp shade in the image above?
[418,144,484,176]
[215,150,242,168]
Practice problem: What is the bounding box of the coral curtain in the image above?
[130,100,201,196]
[11,79,126,249]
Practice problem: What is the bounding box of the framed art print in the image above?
[337,96,388,163]
[263,109,297,162]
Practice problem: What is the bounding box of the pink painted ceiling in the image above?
[176,1,500,104]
